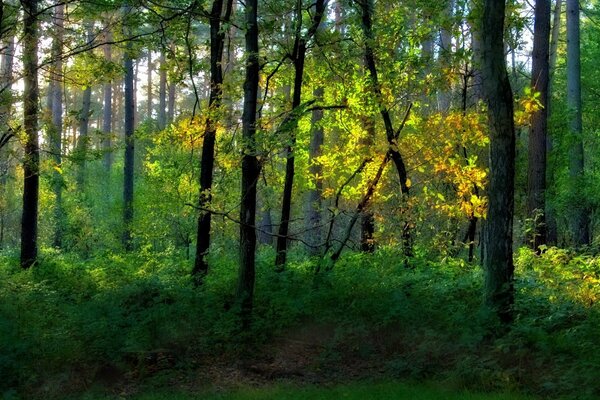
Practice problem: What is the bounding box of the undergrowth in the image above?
[0,246,598,399]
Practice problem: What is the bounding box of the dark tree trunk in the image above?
[527,0,551,251]
[193,0,233,284]
[158,50,167,130]
[360,110,377,253]
[122,9,135,251]
[20,0,39,268]
[566,0,589,245]
[480,0,516,324]
[545,0,562,245]
[237,0,260,324]
[358,0,412,259]
[275,0,327,270]
[103,28,113,172]
[305,87,325,255]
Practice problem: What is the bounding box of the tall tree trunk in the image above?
[193,0,233,284]
[545,0,562,245]
[0,9,15,251]
[438,0,455,111]
[122,8,135,251]
[274,0,327,269]
[305,87,325,255]
[168,79,176,123]
[77,23,94,189]
[103,27,113,172]
[527,0,551,251]
[49,4,65,247]
[20,0,40,268]
[358,0,412,259]
[566,0,588,245]
[147,50,152,120]
[237,0,260,324]
[360,113,376,253]
[158,51,167,130]
[480,0,516,324]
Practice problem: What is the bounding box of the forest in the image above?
[1,0,600,398]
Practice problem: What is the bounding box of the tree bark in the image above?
[103,27,113,172]
[275,0,327,270]
[122,7,135,251]
[480,0,516,324]
[305,87,325,255]
[237,0,260,324]
[0,7,15,251]
[193,0,233,284]
[158,50,167,130]
[566,0,589,245]
[147,50,152,120]
[45,4,65,248]
[20,0,39,268]
[527,0,550,251]
[545,0,562,245]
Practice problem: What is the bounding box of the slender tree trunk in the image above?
[358,0,412,259]
[158,51,167,130]
[193,0,233,284]
[76,23,94,189]
[305,87,325,255]
[20,0,39,268]
[274,0,327,269]
[0,11,15,251]
[480,0,516,324]
[438,0,455,111]
[103,27,113,172]
[122,7,135,251]
[360,113,376,253]
[545,0,562,245]
[527,0,551,251]
[50,5,65,247]
[566,0,588,245]
[147,50,152,120]
[237,0,260,324]
[168,79,176,123]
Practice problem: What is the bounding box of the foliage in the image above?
[1,248,599,399]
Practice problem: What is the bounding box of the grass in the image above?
[85,381,535,400]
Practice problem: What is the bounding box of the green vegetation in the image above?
[2,0,600,399]
[1,247,599,399]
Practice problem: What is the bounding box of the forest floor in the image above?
[1,246,599,399]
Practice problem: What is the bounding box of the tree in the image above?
[545,0,562,245]
[76,22,94,189]
[20,0,40,268]
[237,0,260,323]
[480,0,516,323]
[527,0,551,251]
[103,25,113,172]
[274,0,327,270]
[193,0,234,284]
[158,50,167,130]
[123,6,136,251]
[357,0,412,259]
[566,0,588,246]
[0,1,16,251]
[47,3,65,248]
